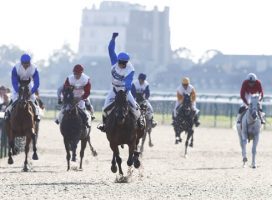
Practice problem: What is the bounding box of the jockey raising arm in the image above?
[237,73,265,124]
[97,32,143,132]
[5,54,40,121]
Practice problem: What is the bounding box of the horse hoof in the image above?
[189,143,193,148]
[149,142,154,147]
[111,165,117,173]
[23,167,29,172]
[72,158,76,162]
[32,153,39,160]
[134,160,141,169]
[92,151,98,157]
[8,158,14,165]
[243,157,248,162]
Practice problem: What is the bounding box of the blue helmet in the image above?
[21,54,31,63]
[138,73,146,80]
[117,52,130,61]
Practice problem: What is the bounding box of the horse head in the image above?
[63,86,75,105]
[135,93,147,115]
[248,94,260,121]
[18,79,31,101]
[114,90,129,125]
[181,93,192,116]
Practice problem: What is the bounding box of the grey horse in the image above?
[236,94,262,168]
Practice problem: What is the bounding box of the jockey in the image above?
[131,73,157,128]
[173,77,200,127]
[237,73,265,124]
[57,85,95,120]
[55,64,92,128]
[4,54,40,121]
[97,32,143,132]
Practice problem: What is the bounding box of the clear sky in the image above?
[0,0,272,61]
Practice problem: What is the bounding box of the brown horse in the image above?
[5,79,38,171]
[105,90,144,177]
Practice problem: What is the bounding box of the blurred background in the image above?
[1,0,272,129]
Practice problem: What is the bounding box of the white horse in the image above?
[236,94,262,168]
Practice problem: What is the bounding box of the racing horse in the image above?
[172,93,195,157]
[105,90,144,177]
[5,79,38,171]
[135,93,154,154]
[236,94,262,168]
[60,86,96,171]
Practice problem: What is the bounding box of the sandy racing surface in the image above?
[1,119,272,200]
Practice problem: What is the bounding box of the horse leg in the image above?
[32,134,38,160]
[140,130,147,154]
[189,132,194,147]
[251,133,259,168]
[184,133,189,158]
[241,131,247,167]
[8,140,14,164]
[148,128,154,147]
[110,144,122,175]
[87,135,97,157]
[64,138,71,171]
[127,142,135,167]
[110,153,117,173]
[23,135,32,172]
[79,138,88,170]
[71,141,77,162]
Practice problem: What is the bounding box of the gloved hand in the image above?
[58,98,62,105]
[112,32,119,39]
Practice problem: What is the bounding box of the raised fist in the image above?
[112,32,119,39]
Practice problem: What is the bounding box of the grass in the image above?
[42,110,272,130]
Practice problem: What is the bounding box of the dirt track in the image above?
[0,119,272,200]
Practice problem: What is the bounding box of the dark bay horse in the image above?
[135,93,154,154]
[60,86,97,171]
[5,79,38,171]
[172,93,195,157]
[105,90,144,177]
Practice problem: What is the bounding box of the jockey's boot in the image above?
[29,101,40,122]
[79,110,91,128]
[86,103,96,120]
[258,111,266,124]
[237,114,241,124]
[193,111,200,127]
[97,116,106,132]
[137,115,145,130]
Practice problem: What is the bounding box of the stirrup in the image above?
[55,119,59,125]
